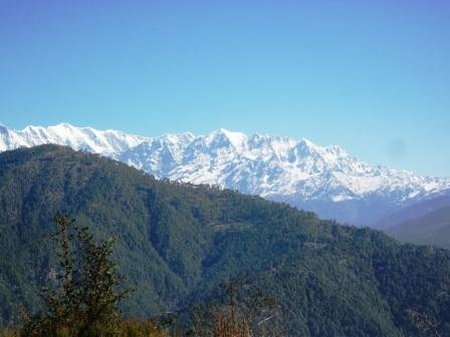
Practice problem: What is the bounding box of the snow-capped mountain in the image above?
[2,123,449,225]
[0,123,147,156]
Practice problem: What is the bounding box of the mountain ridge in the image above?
[387,204,450,249]
[2,123,449,225]
[1,145,450,336]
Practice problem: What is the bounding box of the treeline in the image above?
[0,145,450,336]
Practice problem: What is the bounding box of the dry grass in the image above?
[211,308,252,337]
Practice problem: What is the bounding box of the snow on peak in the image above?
[1,123,449,222]
[204,128,248,150]
[217,128,247,144]
[0,123,149,155]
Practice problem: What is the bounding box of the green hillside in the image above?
[0,145,449,336]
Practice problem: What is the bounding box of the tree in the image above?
[23,213,130,337]
[187,279,284,337]
[407,282,450,337]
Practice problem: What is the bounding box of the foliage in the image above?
[407,282,450,337]
[21,213,129,336]
[0,319,167,337]
[185,280,285,337]
[0,145,449,336]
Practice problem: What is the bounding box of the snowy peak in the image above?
[1,122,450,225]
[0,123,148,155]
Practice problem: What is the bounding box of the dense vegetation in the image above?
[0,213,168,337]
[0,145,449,336]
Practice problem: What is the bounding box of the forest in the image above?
[0,145,449,336]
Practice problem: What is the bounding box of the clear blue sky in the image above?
[1,0,449,176]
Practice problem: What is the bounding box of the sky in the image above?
[0,0,449,177]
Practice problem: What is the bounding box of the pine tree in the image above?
[23,213,130,337]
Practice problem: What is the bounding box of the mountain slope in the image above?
[1,123,449,225]
[0,145,449,336]
[387,205,450,249]
[375,194,450,230]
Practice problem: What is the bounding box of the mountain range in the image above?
[1,123,449,225]
[1,145,449,336]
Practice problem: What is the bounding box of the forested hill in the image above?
[0,145,449,336]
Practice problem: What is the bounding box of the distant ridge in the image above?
[387,204,450,249]
[1,123,449,225]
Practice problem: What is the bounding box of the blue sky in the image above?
[1,0,449,176]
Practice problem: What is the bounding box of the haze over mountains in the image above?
[387,203,450,249]
[1,123,449,225]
